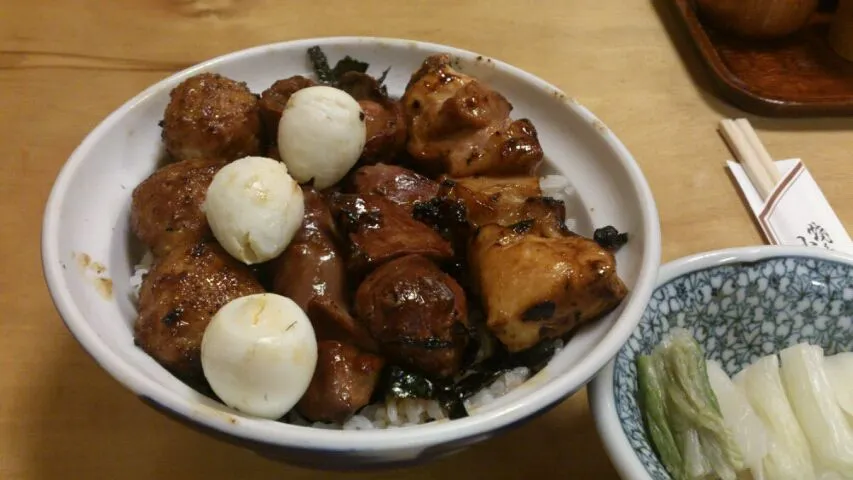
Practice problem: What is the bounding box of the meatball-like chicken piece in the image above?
[355,254,469,379]
[131,158,225,257]
[134,241,265,385]
[296,341,385,423]
[258,75,316,143]
[161,73,262,162]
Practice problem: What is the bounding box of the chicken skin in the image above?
[438,176,567,236]
[130,158,225,257]
[355,254,469,378]
[402,54,543,177]
[134,241,265,385]
[161,73,262,163]
[468,223,627,352]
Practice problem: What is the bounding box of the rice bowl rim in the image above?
[42,37,660,453]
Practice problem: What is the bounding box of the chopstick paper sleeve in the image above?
[727,158,853,255]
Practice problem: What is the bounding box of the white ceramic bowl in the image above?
[42,37,660,469]
[589,245,853,480]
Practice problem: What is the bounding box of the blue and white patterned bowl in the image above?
[589,246,853,480]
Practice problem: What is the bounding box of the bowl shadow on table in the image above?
[23,332,619,479]
[651,0,853,131]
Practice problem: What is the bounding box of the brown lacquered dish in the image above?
[672,0,853,116]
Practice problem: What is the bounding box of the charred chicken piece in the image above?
[439,176,568,237]
[402,54,543,177]
[161,73,262,162]
[134,241,265,385]
[131,158,226,257]
[328,193,453,278]
[348,163,439,214]
[337,72,408,165]
[258,75,316,144]
[296,340,385,424]
[469,224,627,353]
[271,186,377,352]
[354,254,469,379]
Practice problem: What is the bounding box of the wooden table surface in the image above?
[3,0,853,478]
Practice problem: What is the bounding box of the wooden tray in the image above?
[672,0,853,117]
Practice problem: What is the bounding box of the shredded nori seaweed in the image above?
[307,46,334,83]
[307,45,391,92]
[379,337,562,420]
[593,225,629,251]
[331,55,369,79]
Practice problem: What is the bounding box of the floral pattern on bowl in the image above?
[612,256,853,479]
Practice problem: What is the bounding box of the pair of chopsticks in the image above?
[718,118,781,200]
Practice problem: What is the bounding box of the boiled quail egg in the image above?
[202,156,304,265]
[277,86,366,189]
[200,293,318,419]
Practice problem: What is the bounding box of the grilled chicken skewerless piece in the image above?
[348,163,440,214]
[328,192,453,279]
[355,254,470,379]
[438,176,568,237]
[131,158,226,257]
[469,223,627,353]
[296,340,385,423]
[161,73,262,163]
[402,54,544,178]
[271,186,377,352]
[412,175,568,287]
[337,72,409,166]
[134,241,265,386]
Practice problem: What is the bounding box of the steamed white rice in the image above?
[128,174,577,429]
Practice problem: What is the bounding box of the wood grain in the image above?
[3,0,853,478]
[673,0,853,116]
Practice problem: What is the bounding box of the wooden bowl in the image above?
[695,0,820,39]
[830,0,853,60]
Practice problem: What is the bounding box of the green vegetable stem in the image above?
[638,354,686,480]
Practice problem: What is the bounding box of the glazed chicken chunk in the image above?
[402,54,543,177]
[134,241,265,385]
[469,223,627,352]
[328,192,453,278]
[355,254,470,378]
[438,175,568,236]
[337,72,408,165]
[348,163,439,214]
[296,340,385,424]
[131,158,225,257]
[271,186,376,352]
[161,73,262,163]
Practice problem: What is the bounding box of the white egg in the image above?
[200,293,318,419]
[202,156,304,265]
[277,86,366,189]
